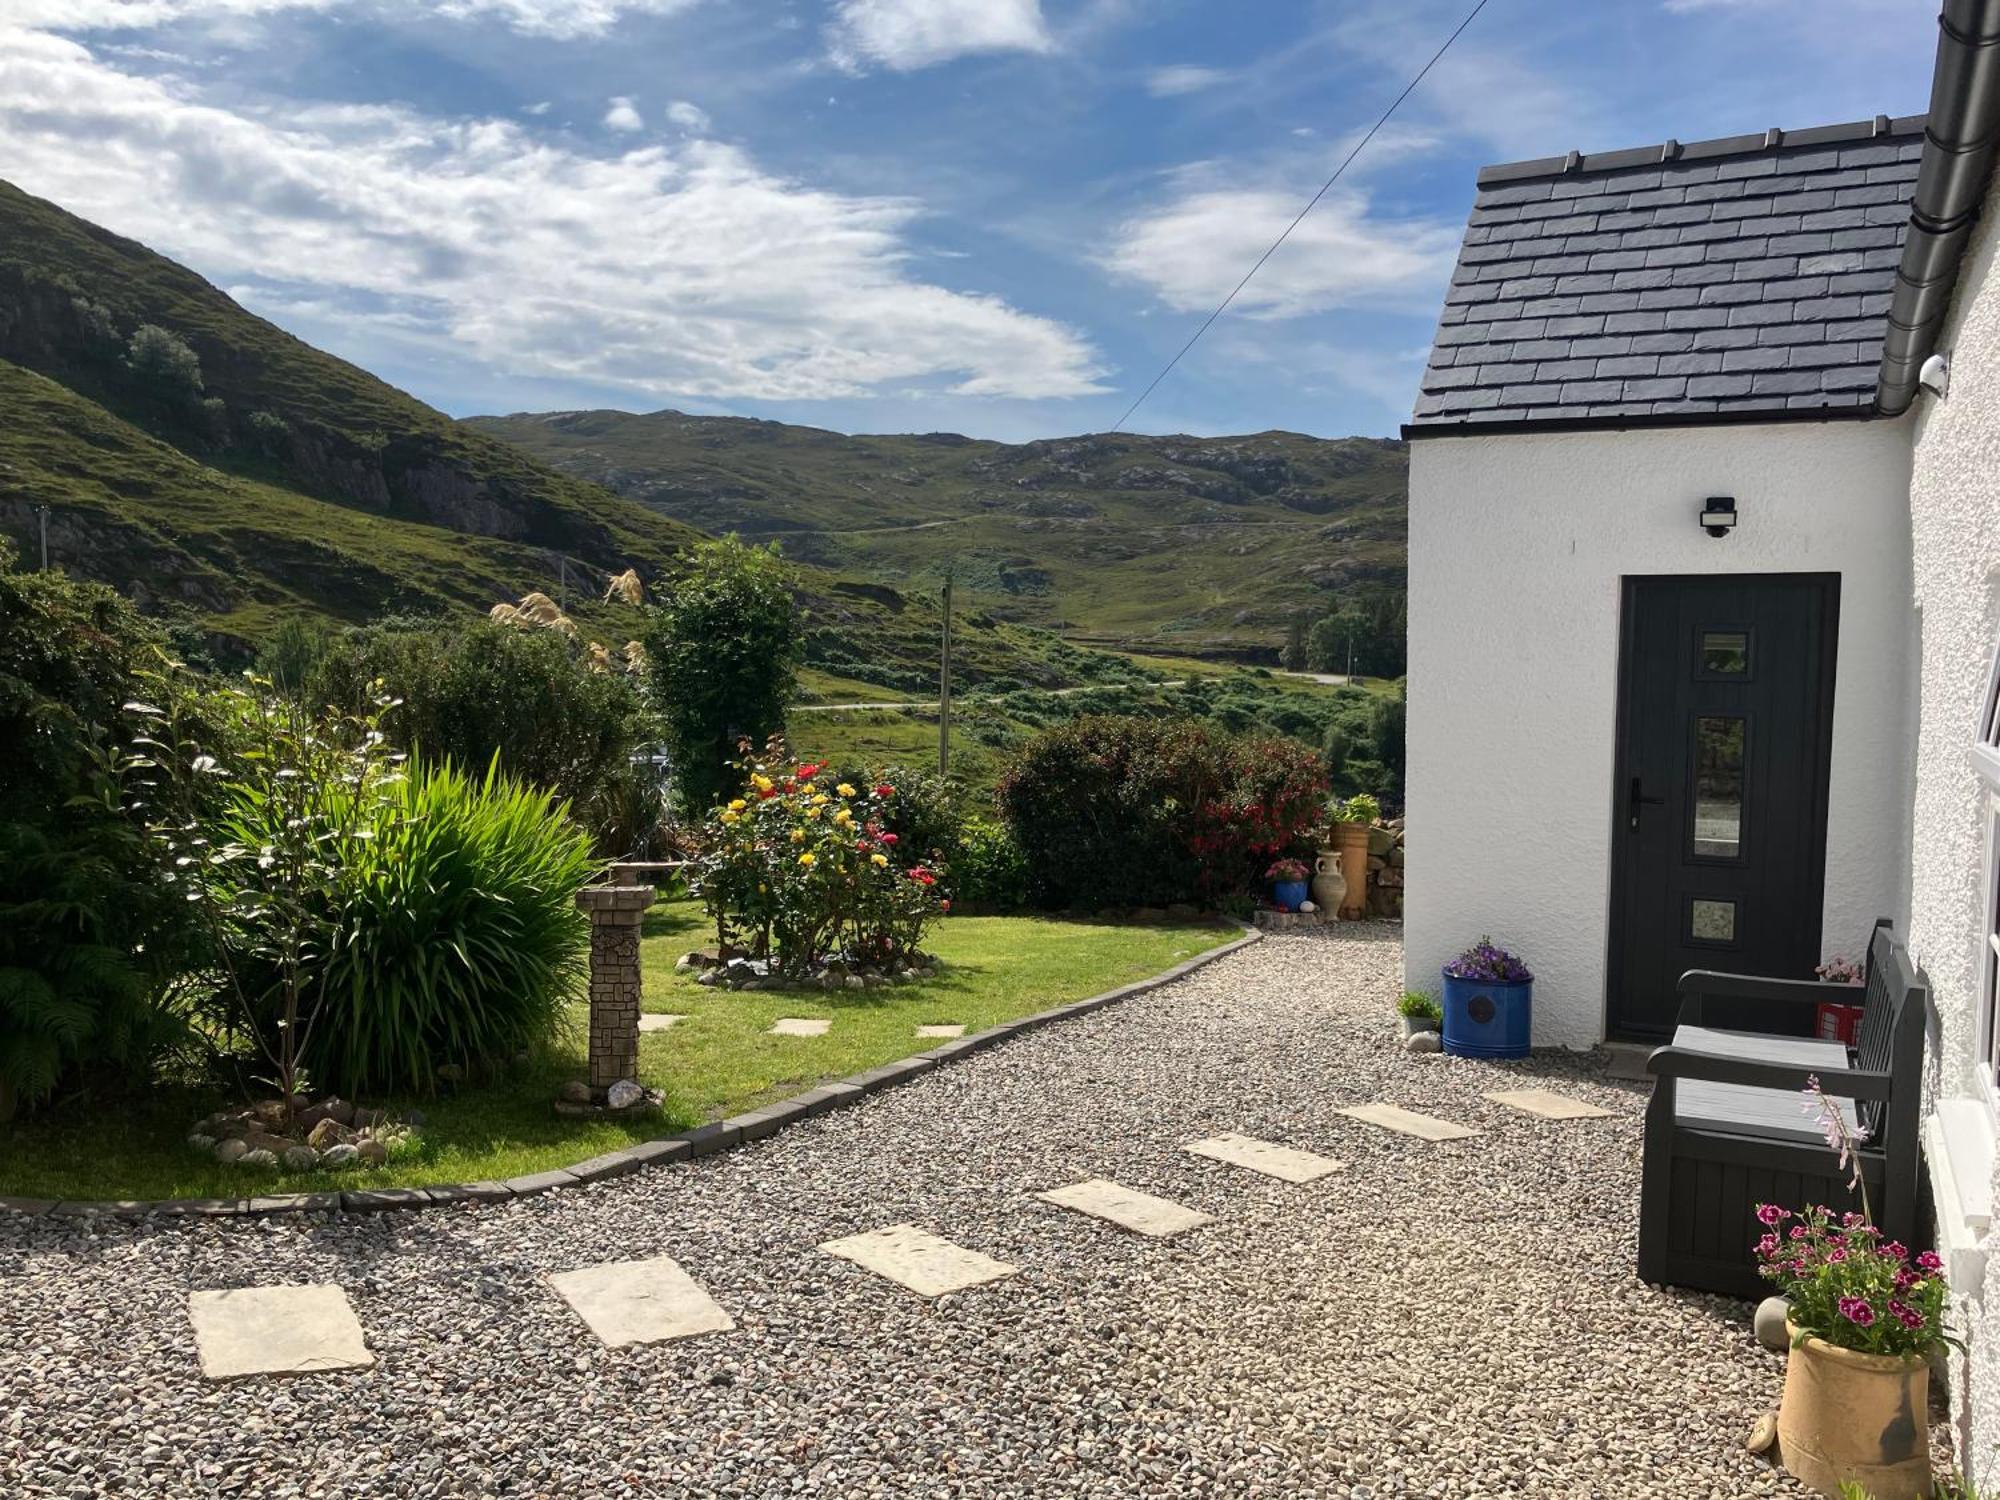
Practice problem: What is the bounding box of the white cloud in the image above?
[664,98,710,133]
[602,95,642,131]
[0,23,1106,402]
[10,0,701,40]
[523,99,551,115]
[826,0,1053,73]
[1145,64,1229,98]
[1102,164,1459,320]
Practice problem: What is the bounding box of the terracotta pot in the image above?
[1778,1326,1932,1499]
[1334,823,1370,920]
[1310,850,1347,918]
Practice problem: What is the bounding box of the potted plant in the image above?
[1397,991,1442,1038]
[1327,793,1379,920]
[1440,937,1533,1058]
[1266,857,1310,913]
[1756,1084,1953,1499]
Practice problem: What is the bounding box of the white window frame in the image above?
[1927,640,2000,1297]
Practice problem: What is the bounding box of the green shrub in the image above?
[819,761,963,866]
[306,759,596,1094]
[304,617,654,854]
[0,551,205,1117]
[126,323,203,403]
[996,715,1327,910]
[643,537,799,816]
[954,818,1029,909]
[1397,991,1441,1021]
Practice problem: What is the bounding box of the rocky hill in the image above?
[467,409,1408,655]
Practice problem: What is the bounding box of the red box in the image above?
[1816,1000,1864,1046]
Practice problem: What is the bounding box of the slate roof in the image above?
[1408,116,1927,433]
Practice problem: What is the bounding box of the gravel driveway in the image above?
[2,925,1806,1498]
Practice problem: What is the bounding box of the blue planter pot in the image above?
[1441,972,1532,1058]
[1272,879,1309,913]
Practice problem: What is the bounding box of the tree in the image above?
[642,537,800,815]
[1280,616,1307,672]
[125,324,204,404]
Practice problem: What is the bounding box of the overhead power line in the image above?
[1110,0,1496,433]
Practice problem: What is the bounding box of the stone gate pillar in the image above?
[575,884,656,1093]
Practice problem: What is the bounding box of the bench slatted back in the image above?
[1853,923,1910,1139]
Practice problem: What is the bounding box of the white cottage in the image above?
[1405,0,2000,1477]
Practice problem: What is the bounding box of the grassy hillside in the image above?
[465,408,1408,655]
[0,180,1173,694]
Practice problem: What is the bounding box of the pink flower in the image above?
[1917,1251,1944,1272]
[1756,1204,1785,1227]
[1887,1300,1926,1331]
[1790,1225,1810,1241]
[1837,1296,1876,1327]
[1880,1241,1908,1262]
[1756,1233,1780,1256]
[1828,1248,1848,1263]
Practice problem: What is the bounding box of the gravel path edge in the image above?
[0,922,1264,1225]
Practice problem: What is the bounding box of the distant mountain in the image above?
[466,409,1408,655]
[0,181,1138,694]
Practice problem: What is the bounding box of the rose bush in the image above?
[691,741,947,976]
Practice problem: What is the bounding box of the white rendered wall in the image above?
[1905,161,2000,1490]
[1404,420,1914,1048]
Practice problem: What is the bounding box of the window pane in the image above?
[1693,715,1745,857]
[1701,630,1749,675]
[1691,898,1737,942]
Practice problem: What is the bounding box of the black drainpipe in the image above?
[1878,0,2000,416]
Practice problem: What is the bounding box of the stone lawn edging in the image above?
[0,923,1262,1224]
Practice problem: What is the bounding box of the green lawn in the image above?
[0,901,1232,1203]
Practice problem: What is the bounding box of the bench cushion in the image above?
[1671,1025,1861,1144]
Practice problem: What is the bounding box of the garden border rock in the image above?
[0,923,1261,1223]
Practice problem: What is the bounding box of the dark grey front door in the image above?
[1607,574,1840,1039]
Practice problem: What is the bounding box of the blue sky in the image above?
[0,0,1941,441]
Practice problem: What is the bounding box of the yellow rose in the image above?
[790,828,805,843]
[836,783,856,798]
[811,793,829,807]
[728,798,747,812]
[720,810,739,825]
[870,852,888,868]
[806,806,822,820]
[751,774,773,793]
[798,852,816,867]
[833,808,853,826]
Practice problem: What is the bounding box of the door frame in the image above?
[1603,571,1842,1041]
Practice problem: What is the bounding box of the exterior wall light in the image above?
[1700,496,1737,538]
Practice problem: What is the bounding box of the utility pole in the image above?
[34,504,50,571]
[938,565,954,778]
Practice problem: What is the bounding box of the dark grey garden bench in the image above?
[1637,920,1926,1299]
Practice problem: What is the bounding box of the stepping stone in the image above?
[818,1223,1018,1298]
[1484,1087,1616,1120]
[549,1255,734,1348]
[768,1017,830,1037]
[1184,1132,1342,1184]
[1337,1102,1480,1142]
[638,1013,687,1033]
[915,1023,965,1038]
[187,1284,374,1381]
[1038,1178,1213,1238]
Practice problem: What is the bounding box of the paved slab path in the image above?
[2,925,1825,1498]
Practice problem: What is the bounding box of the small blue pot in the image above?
[1272,879,1309,913]
[1441,972,1532,1058]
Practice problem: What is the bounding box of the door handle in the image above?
[1628,776,1666,830]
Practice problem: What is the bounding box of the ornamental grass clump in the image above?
[306,758,597,1095]
[1443,937,1532,984]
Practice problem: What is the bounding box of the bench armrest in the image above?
[1647,1046,1895,1102]
[1676,969,1843,1027]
